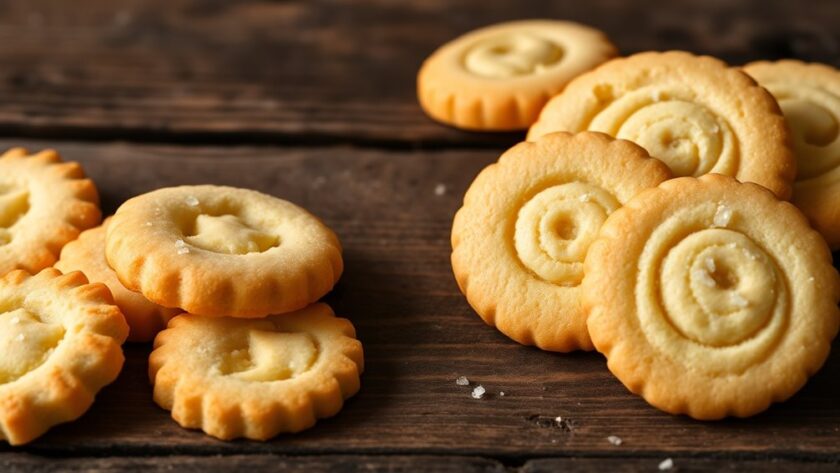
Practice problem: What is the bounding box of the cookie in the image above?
[149,303,363,440]
[418,20,617,131]
[106,185,343,318]
[0,269,128,445]
[528,51,796,199]
[743,60,840,248]
[55,218,179,342]
[584,174,840,419]
[0,148,101,274]
[451,132,671,351]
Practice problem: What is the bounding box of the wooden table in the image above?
[2,1,840,471]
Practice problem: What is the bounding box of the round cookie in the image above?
[584,174,840,420]
[0,148,101,274]
[418,20,617,131]
[451,132,671,351]
[106,185,343,318]
[56,218,179,342]
[528,51,796,199]
[0,269,128,445]
[149,303,363,440]
[743,60,840,248]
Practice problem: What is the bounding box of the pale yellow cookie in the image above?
[451,132,671,351]
[106,185,343,318]
[418,20,617,131]
[528,51,796,199]
[149,303,363,440]
[0,148,101,274]
[56,218,179,342]
[584,174,840,420]
[0,269,128,445]
[743,60,840,248]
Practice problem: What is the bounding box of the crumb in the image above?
[713,203,733,227]
[456,376,469,386]
[175,239,190,255]
[471,385,486,399]
[607,435,623,446]
[434,183,447,196]
[658,458,674,471]
[185,195,199,207]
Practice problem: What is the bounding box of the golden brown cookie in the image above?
[528,51,796,199]
[56,218,179,342]
[0,269,128,445]
[0,148,101,274]
[584,174,840,420]
[106,185,343,318]
[418,20,617,131]
[149,303,363,440]
[451,132,671,351]
[743,60,840,248]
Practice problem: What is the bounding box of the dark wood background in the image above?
[1,1,840,471]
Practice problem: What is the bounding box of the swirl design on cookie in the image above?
[584,175,840,419]
[0,148,101,274]
[514,182,619,285]
[744,61,840,248]
[418,20,617,130]
[451,132,671,352]
[528,51,795,199]
[149,303,363,440]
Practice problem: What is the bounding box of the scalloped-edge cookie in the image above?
[584,174,840,420]
[528,51,796,199]
[56,218,179,342]
[0,268,128,445]
[743,60,840,249]
[106,185,343,318]
[149,303,363,440]
[418,20,617,131]
[0,148,101,274]
[451,132,671,351]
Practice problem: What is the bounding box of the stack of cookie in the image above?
[434,21,840,419]
[0,149,362,445]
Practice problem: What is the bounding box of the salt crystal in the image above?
[704,257,716,273]
[713,203,733,227]
[10,317,20,325]
[554,416,563,425]
[578,193,592,203]
[499,391,506,397]
[731,292,749,308]
[471,385,486,399]
[607,435,623,446]
[175,239,190,255]
[434,184,447,197]
[693,267,716,288]
[658,458,674,471]
[455,376,469,386]
[651,89,662,102]
[185,195,199,207]
[16,334,25,342]
[710,123,720,134]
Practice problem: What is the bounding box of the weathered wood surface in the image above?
[0,0,837,145]
[0,140,837,472]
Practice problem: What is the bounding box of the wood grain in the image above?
[0,0,837,145]
[0,139,838,465]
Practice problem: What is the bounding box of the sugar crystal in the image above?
[607,435,623,446]
[659,458,674,471]
[713,203,733,227]
[175,239,190,255]
[471,385,486,399]
[455,376,469,386]
[185,195,199,207]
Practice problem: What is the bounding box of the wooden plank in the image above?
[0,1,837,144]
[0,138,838,461]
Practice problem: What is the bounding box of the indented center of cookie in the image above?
[0,307,65,384]
[222,330,318,382]
[465,34,563,78]
[514,182,619,286]
[0,185,30,244]
[185,214,279,255]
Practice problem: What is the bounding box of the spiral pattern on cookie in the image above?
[588,87,737,177]
[635,202,788,375]
[514,182,618,285]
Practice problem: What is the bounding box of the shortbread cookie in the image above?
[528,51,796,199]
[106,185,343,317]
[0,148,101,274]
[56,218,179,342]
[418,20,617,131]
[584,174,840,420]
[743,60,840,248]
[0,269,128,445]
[451,132,671,351]
[149,303,363,440]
